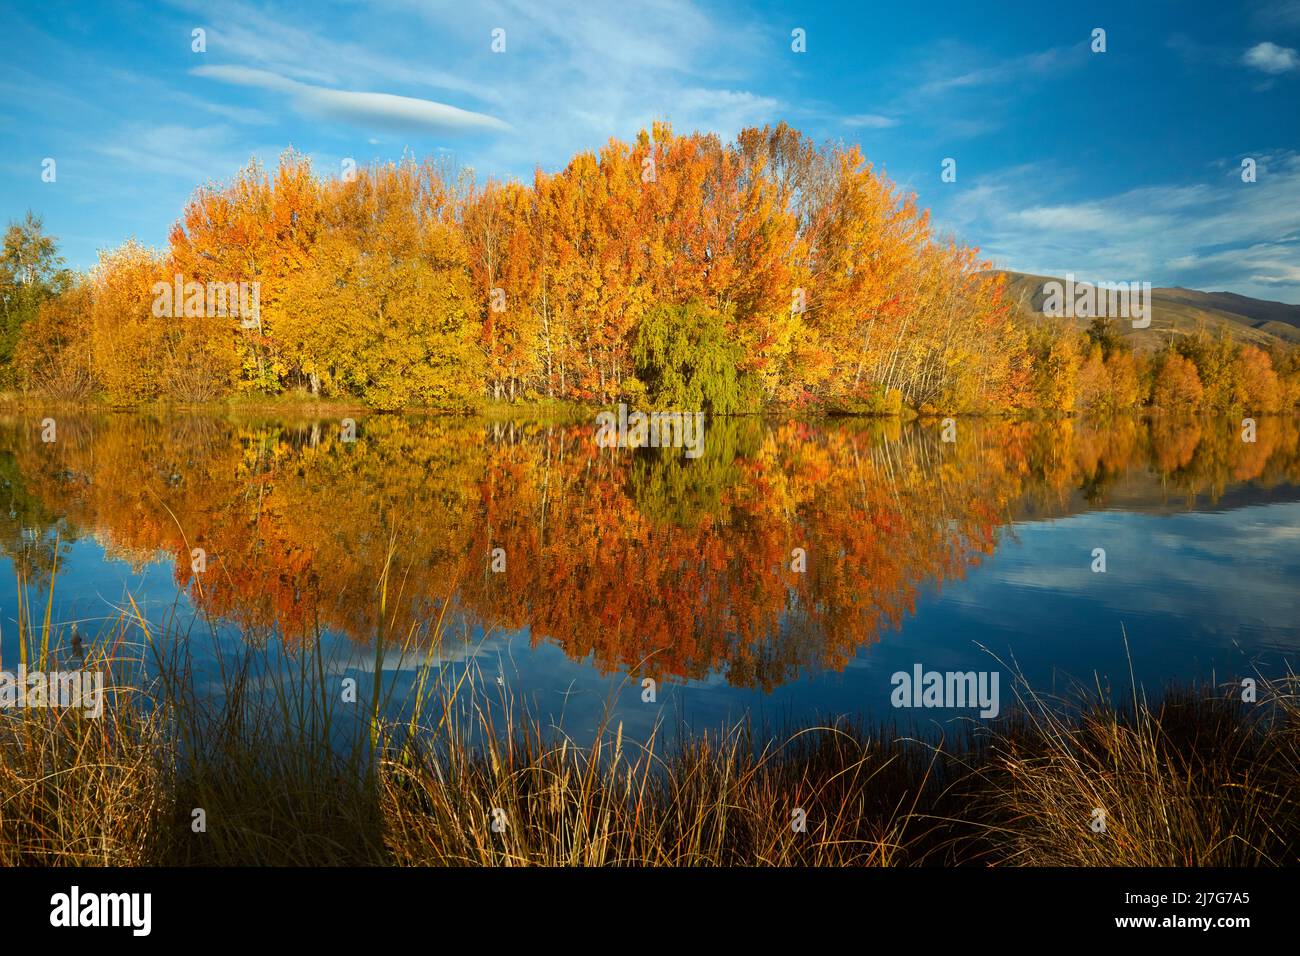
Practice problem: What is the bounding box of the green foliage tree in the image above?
[0,212,69,386]
[633,301,749,414]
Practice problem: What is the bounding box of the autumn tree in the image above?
[14,279,95,399]
[1235,344,1282,412]
[18,123,1298,415]
[282,160,482,409]
[1152,351,1204,410]
[1026,321,1081,413]
[461,179,543,400]
[88,241,169,404]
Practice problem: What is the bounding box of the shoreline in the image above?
[0,392,1294,423]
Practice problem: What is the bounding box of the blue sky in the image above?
[2,0,1298,301]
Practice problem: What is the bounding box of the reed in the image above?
[1,580,1296,867]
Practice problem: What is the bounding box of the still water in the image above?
[1,412,1296,739]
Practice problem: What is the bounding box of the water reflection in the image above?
[1,413,1298,693]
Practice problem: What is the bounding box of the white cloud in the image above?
[1243,41,1299,73]
[192,65,510,134]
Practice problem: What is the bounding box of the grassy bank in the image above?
[1,599,1297,867]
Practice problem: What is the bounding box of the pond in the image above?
[1,412,1297,741]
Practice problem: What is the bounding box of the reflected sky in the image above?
[1,413,1297,741]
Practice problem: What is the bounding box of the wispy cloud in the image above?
[368,0,778,169]
[171,0,780,175]
[862,41,1090,140]
[173,91,274,126]
[92,123,247,181]
[843,113,899,129]
[1167,240,1300,288]
[916,44,1086,97]
[167,0,502,104]
[1007,205,1123,233]
[1252,0,1300,30]
[941,153,1300,302]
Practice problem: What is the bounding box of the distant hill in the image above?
[993,271,1300,348]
